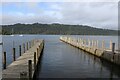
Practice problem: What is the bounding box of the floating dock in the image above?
[60,36,120,66]
[2,39,44,80]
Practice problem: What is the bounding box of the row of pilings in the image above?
[2,39,44,80]
[60,36,120,66]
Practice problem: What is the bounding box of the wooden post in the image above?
[34,52,36,70]
[29,41,31,48]
[31,40,32,47]
[39,45,41,51]
[3,52,6,69]
[32,40,33,47]
[27,42,29,50]
[110,41,112,50]
[13,48,16,61]
[28,60,32,80]
[30,41,32,47]
[96,40,98,49]
[84,39,86,46]
[32,40,34,46]
[94,40,97,48]
[37,48,39,59]
[19,45,21,56]
[102,40,105,50]
[79,38,81,45]
[33,40,35,46]
[89,40,91,47]
[93,40,95,47]
[81,39,83,46]
[23,43,25,53]
[112,43,115,53]
[92,40,94,47]
[26,42,28,50]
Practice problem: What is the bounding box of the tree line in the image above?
[1,23,118,35]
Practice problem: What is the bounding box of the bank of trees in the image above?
[2,23,118,35]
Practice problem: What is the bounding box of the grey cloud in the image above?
[2,2,118,30]
[58,2,118,29]
[2,13,59,25]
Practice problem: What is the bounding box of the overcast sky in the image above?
[1,0,119,30]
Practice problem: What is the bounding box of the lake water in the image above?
[2,35,120,78]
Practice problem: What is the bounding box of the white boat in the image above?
[10,35,14,36]
[19,34,23,36]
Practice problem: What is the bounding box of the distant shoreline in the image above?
[2,23,118,35]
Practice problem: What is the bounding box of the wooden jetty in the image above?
[60,36,120,66]
[2,39,44,80]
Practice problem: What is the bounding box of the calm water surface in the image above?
[2,35,120,78]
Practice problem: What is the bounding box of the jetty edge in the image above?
[60,36,120,66]
[2,39,44,80]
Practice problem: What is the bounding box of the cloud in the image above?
[2,12,60,24]
[57,2,118,29]
[1,2,118,30]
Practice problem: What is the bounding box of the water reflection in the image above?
[36,38,120,78]
[2,35,120,79]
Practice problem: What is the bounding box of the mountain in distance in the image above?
[2,23,118,35]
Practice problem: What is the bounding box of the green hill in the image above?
[2,23,118,35]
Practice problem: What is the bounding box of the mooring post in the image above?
[13,48,16,61]
[77,38,78,46]
[3,52,6,69]
[23,43,25,53]
[81,39,83,46]
[69,37,70,43]
[89,40,91,47]
[80,38,81,45]
[92,40,94,47]
[26,42,28,50]
[102,40,105,50]
[112,43,115,53]
[110,41,112,50]
[29,41,31,48]
[78,38,80,46]
[28,42,29,50]
[27,42,29,50]
[94,40,97,48]
[37,48,39,59]
[33,40,34,46]
[28,60,32,80]
[31,40,33,47]
[39,44,41,51]
[30,40,32,47]
[82,39,84,45]
[94,40,95,48]
[96,40,98,49]
[84,39,86,46]
[34,52,36,70]
[19,45,21,56]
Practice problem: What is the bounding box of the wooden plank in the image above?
[2,39,44,79]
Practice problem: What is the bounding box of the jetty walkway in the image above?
[2,39,44,80]
[60,36,120,66]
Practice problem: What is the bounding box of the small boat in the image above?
[19,34,23,36]
[10,35,14,36]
